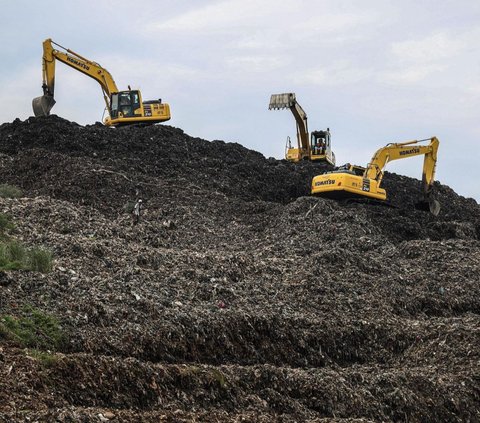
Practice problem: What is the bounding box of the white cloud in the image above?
[234,33,282,50]
[226,55,285,73]
[465,83,480,95]
[294,61,373,86]
[391,32,465,63]
[149,0,377,44]
[1,65,41,121]
[380,64,445,84]
[380,28,480,90]
[101,55,200,86]
[293,11,377,37]
[149,0,297,33]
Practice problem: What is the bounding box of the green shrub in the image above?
[0,307,65,350]
[26,349,59,367]
[208,369,227,387]
[27,248,53,273]
[0,184,22,199]
[0,213,14,233]
[0,213,53,273]
[0,241,24,270]
[0,258,23,270]
[123,200,135,214]
[6,240,26,262]
[0,241,53,273]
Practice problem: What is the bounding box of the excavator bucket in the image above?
[269,93,296,110]
[32,95,56,117]
[415,196,441,216]
[429,199,441,216]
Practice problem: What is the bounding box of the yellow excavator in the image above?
[269,93,335,165]
[32,39,171,126]
[311,137,441,215]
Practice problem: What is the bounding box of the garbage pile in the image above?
[0,116,479,422]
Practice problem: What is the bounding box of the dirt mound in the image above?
[0,116,479,422]
[0,116,330,208]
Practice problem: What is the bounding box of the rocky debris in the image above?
[0,115,479,422]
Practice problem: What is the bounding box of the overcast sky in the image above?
[1,0,479,200]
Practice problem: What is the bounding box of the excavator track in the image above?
[340,197,398,210]
[339,196,440,216]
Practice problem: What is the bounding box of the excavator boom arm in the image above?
[269,93,310,153]
[33,38,119,117]
[365,137,439,194]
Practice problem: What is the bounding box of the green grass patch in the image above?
[27,248,53,273]
[6,240,26,262]
[177,366,227,388]
[208,369,227,387]
[0,213,15,234]
[0,214,53,272]
[26,349,59,367]
[0,241,53,272]
[123,200,135,214]
[0,307,65,350]
[0,241,24,270]
[0,184,22,199]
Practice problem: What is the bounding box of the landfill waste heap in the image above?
[0,115,479,422]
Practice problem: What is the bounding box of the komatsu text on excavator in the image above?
[311,137,441,215]
[32,39,171,127]
[268,93,335,165]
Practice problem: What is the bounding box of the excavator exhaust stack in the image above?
[269,93,296,110]
[32,95,56,117]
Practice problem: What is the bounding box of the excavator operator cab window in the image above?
[132,92,140,109]
[110,92,135,119]
[118,92,134,117]
[353,166,365,176]
[111,93,119,118]
[311,133,326,156]
[109,91,142,119]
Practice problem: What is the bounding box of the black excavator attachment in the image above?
[415,194,441,216]
[32,95,56,117]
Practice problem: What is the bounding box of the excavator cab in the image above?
[311,130,328,156]
[330,163,366,176]
[311,129,335,165]
[107,90,169,126]
[110,91,141,119]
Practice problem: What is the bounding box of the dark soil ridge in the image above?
[0,348,477,422]
[0,115,479,422]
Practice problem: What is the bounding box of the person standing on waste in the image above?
[132,185,143,225]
